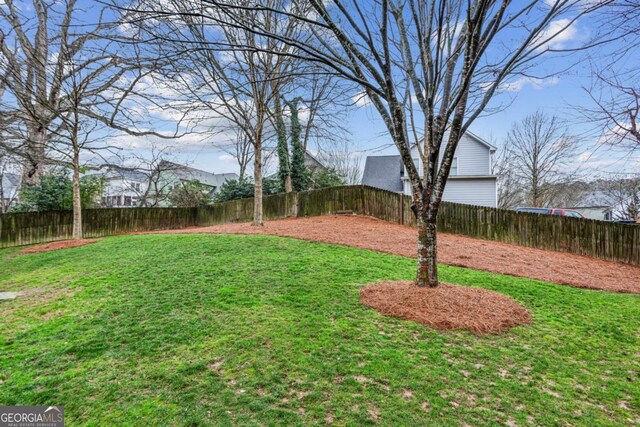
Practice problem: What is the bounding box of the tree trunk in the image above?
[284,175,292,193]
[0,172,5,214]
[416,212,438,287]
[22,125,47,185]
[72,148,83,240]
[253,142,263,226]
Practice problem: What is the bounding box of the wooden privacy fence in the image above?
[1,185,639,266]
[0,207,198,248]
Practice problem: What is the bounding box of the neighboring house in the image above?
[87,166,149,208]
[90,162,238,208]
[157,161,239,203]
[567,190,640,222]
[1,172,20,212]
[362,132,498,207]
[266,149,328,180]
[304,151,328,172]
[565,191,614,221]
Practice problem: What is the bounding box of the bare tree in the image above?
[315,139,363,184]
[0,0,182,190]
[0,148,20,213]
[0,0,96,184]
[298,71,352,152]
[501,112,578,208]
[582,2,640,150]
[123,0,319,225]
[199,0,608,286]
[100,145,183,208]
[141,158,183,208]
[585,71,640,150]
[1,2,186,236]
[493,146,525,209]
[50,54,129,239]
[0,72,20,212]
[220,129,255,181]
[602,177,640,221]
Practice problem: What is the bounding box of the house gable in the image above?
[363,131,497,207]
[409,132,494,177]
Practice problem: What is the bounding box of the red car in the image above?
[550,208,585,218]
[515,207,585,218]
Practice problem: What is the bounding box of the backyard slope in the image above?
[148,215,640,294]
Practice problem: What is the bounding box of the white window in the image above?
[450,157,458,176]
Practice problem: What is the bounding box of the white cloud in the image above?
[500,75,560,92]
[352,91,371,107]
[534,18,580,51]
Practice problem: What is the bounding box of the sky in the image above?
[154,62,639,180]
[3,0,637,180]
[115,2,639,181]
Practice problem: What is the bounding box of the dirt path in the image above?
[144,215,640,294]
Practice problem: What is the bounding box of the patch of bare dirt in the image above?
[360,281,532,334]
[21,239,99,254]
[141,215,640,294]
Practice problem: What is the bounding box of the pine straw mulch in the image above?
[143,215,640,294]
[360,281,532,334]
[20,239,99,254]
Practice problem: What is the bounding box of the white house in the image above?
[92,166,149,207]
[565,190,614,221]
[362,132,497,207]
[90,162,239,207]
[156,161,239,201]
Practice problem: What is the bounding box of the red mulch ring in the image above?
[141,215,640,294]
[360,281,532,334]
[21,239,99,254]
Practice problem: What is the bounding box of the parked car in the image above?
[615,219,639,225]
[515,207,585,218]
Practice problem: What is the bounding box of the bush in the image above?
[214,177,282,203]
[262,177,283,195]
[13,170,105,212]
[168,180,214,207]
[214,179,254,202]
[309,168,345,189]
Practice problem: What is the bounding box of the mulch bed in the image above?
[142,215,640,294]
[21,239,99,254]
[360,281,532,334]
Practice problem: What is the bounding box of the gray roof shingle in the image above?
[159,161,238,189]
[361,155,404,193]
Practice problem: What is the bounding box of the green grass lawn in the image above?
[0,234,638,426]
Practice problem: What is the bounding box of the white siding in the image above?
[452,133,492,175]
[103,177,148,207]
[442,178,497,207]
[576,207,611,221]
[402,132,496,206]
[402,177,497,207]
[409,132,493,177]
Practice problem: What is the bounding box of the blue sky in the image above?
[132,3,638,180]
[7,0,628,179]
[165,63,639,179]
